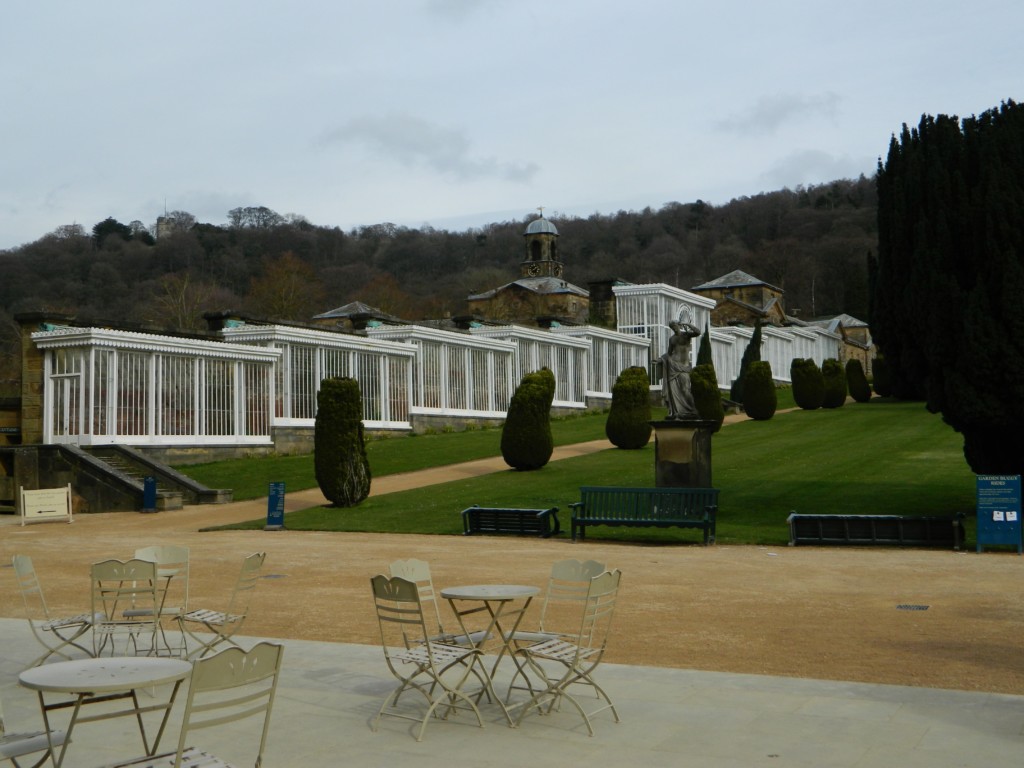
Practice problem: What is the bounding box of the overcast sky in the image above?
[2,0,1020,250]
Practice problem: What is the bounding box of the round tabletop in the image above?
[440,584,539,601]
[19,656,192,694]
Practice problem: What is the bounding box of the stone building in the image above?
[691,270,788,326]
[466,216,589,325]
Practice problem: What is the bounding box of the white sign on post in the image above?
[20,484,73,525]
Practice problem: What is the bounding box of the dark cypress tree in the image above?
[871,355,892,397]
[874,100,1024,473]
[605,366,652,449]
[821,358,848,409]
[742,361,777,420]
[314,377,371,506]
[729,320,762,403]
[846,359,872,403]
[500,369,555,470]
[790,358,824,410]
[697,324,713,368]
[691,362,725,432]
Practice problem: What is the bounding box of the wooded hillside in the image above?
[0,176,877,379]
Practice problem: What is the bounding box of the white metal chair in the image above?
[387,559,487,647]
[507,559,607,646]
[11,555,98,667]
[178,552,265,659]
[504,558,607,700]
[371,575,486,741]
[91,559,161,657]
[513,569,623,736]
[132,546,190,657]
[0,692,68,768]
[94,641,284,768]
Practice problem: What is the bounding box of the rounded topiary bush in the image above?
[790,358,824,410]
[500,369,555,470]
[742,361,777,420]
[691,362,725,432]
[871,355,891,397]
[846,359,872,403]
[821,358,848,409]
[605,366,652,449]
[314,377,371,507]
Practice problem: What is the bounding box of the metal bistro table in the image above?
[440,584,539,725]
[19,656,192,768]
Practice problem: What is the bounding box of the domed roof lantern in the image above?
[524,217,559,236]
[524,207,558,237]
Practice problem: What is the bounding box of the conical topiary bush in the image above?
[605,366,652,449]
[314,377,371,506]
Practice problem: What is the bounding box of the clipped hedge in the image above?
[691,362,725,432]
[605,366,652,449]
[846,359,872,403]
[500,368,555,470]
[743,361,777,420]
[314,377,371,507]
[821,358,848,408]
[790,358,825,410]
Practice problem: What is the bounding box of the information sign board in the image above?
[266,481,286,530]
[976,475,1022,554]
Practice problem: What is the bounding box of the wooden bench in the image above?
[461,506,561,538]
[787,513,965,550]
[570,486,719,544]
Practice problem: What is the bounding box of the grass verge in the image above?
[208,398,978,546]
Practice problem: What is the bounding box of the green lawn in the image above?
[201,397,979,546]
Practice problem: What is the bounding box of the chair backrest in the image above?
[371,575,436,661]
[135,545,190,611]
[387,558,445,636]
[11,554,50,622]
[224,552,266,618]
[171,641,284,768]
[536,559,607,635]
[573,569,622,654]
[90,558,159,621]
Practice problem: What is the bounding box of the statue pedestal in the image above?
[651,420,716,488]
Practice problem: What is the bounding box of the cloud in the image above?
[320,113,539,183]
[759,149,875,190]
[716,92,841,136]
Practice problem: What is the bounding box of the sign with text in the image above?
[976,475,1022,554]
[266,481,286,530]
[20,484,73,525]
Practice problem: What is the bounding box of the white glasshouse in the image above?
[25,282,844,452]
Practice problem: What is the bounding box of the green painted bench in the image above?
[570,486,719,544]
[461,506,561,538]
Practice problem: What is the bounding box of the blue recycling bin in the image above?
[142,476,157,513]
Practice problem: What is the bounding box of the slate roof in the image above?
[467,277,589,301]
[692,269,783,294]
[313,301,404,323]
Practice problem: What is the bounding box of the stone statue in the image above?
[660,321,701,420]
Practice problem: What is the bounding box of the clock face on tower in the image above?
[553,263,563,277]
[527,263,541,276]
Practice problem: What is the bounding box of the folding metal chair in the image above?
[513,569,623,735]
[504,558,606,699]
[387,559,488,647]
[94,642,284,768]
[0,692,68,768]
[91,559,160,657]
[132,546,190,657]
[178,552,265,659]
[371,575,486,741]
[12,555,97,668]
